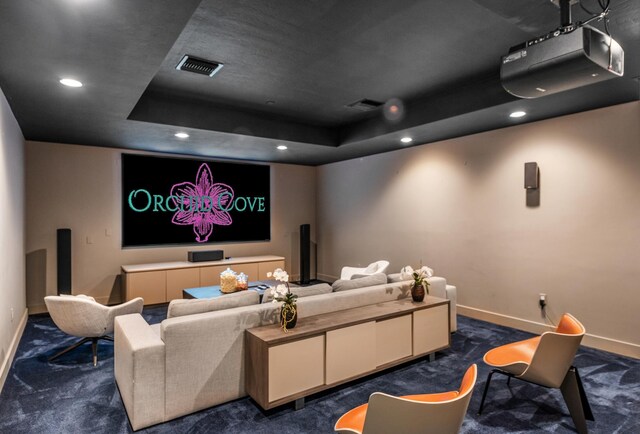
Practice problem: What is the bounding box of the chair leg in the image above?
[560,366,594,434]
[478,369,498,415]
[92,335,114,365]
[92,338,98,367]
[49,335,112,366]
[49,337,92,362]
[574,367,594,421]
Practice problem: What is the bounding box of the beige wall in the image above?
[26,142,316,311]
[317,102,640,356]
[21,102,640,357]
[0,86,27,391]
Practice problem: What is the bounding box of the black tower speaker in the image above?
[300,224,311,285]
[57,228,72,295]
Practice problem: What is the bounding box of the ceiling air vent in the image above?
[346,98,383,112]
[176,55,223,77]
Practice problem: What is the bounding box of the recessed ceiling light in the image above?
[174,132,189,139]
[400,137,413,144]
[59,78,83,87]
[277,145,288,150]
[509,111,527,118]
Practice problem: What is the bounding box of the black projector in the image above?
[501,26,624,99]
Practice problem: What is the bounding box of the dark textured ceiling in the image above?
[0,0,638,166]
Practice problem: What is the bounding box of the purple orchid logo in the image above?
[170,163,234,242]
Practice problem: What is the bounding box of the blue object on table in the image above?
[183,286,225,299]
[183,281,271,300]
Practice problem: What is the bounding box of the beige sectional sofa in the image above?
[114,275,457,431]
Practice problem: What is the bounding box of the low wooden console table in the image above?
[121,255,284,304]
[245,296,450,410]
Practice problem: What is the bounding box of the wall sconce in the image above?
[524,162,539,189]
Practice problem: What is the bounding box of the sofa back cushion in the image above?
[298,280,412,318]
[261,283,332,303]
[331,273,387,292]
[167,290,259,318]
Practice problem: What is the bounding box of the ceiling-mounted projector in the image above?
[501,26,623,99]
[500,0,624,99]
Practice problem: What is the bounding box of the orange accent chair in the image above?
[478,313,594,434]
[335,364,477,434]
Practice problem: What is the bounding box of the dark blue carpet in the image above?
[1,306,638,433]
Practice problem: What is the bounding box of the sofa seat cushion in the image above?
[261,283,333,303]
[332,273,387,292]
[167,290,259,318]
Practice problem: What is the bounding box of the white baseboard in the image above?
[0,308,28,394]
[317,273,337,282]
[458,304,640,359]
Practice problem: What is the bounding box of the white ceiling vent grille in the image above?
[176,55,223,77]
[346,98,384,111]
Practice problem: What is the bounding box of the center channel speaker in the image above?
[188,250,224,262]
[300,224,311,284]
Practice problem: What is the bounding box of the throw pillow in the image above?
[332,273,387,292]
[167,290,259,318]
[386,273,406,283]
[262,283,333,303]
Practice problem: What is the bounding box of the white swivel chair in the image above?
[340,260,390,280]
[45,294,144,366]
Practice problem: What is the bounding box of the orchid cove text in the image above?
[127,189,266,213]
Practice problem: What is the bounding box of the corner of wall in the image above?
[0,309,28,394]
[0,85,27,395]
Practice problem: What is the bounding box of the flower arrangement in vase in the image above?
[267,268,298,332]
[401,265,433,302]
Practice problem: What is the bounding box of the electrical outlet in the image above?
[539,293,547,309]
[10,307,14,322]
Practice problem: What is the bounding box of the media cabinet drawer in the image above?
[125,271,166,305]
[413,304,449,356]
[326,322,377,384]
[268,336,325,402]
[376,315,412,366]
